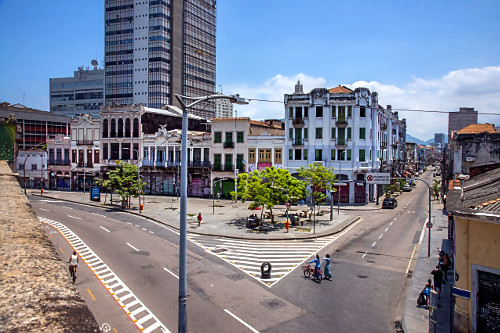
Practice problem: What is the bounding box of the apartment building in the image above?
[284,81,406,205]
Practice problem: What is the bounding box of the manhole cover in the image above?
[260,299,286,310]
[268,301,280,308]
[357,275,369,279]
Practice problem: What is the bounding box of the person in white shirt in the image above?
[68,251,79,283]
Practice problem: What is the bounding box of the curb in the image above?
[32,193,362,240]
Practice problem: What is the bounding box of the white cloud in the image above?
[224,66,500,141]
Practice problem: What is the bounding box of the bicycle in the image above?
[301,264,322,282]
[68,264,77,283]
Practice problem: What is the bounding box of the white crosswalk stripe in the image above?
[39,217,171,333]
[189,234,339,287]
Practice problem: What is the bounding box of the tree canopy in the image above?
[101,161,144,203]
[297,163,337,210]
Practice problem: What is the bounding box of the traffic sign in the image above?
[426,222,433,228]
[366,173,391,184]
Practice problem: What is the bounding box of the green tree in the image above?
[233,166,305,231]
[432,179,441,200]
[297,163,336,216]
[102,161,144,209]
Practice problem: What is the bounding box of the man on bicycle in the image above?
[309,254,321,281]
[68,251,79,283]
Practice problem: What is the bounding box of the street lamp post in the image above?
[175,94,247,333]
[415,178,432,257]
[337,150,345,215]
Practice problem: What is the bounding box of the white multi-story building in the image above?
[17,150,48,190]
[284,81,406,205]
[46,135,71,190]
[50,66,104,118]
[214,96,234,118]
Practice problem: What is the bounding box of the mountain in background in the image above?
[406,134,426,145]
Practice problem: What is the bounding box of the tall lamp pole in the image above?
[175,94,247,333]
[337,150,345,215]
[415,178,432,257]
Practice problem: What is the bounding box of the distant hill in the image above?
[406,134,426,145]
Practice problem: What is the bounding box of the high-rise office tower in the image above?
[104,0,216,119]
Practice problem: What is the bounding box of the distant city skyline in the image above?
[1,0,499,140]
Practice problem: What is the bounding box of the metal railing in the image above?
[223,142,234,149]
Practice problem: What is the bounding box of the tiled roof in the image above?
[461,167,500,213]
[458,123,496,134]
[328,85,353,94]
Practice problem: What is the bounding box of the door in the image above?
[354,183,366,204]
[477,270,500,332]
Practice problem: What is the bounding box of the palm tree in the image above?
[432,179,441,200]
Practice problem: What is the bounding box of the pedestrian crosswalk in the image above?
[188,221,359,287]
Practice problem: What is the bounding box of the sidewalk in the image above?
[33,189,379,240]
[402,205,453,333]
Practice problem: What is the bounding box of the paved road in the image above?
[31,175,430,332]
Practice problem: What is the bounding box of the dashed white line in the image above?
[390,222,394,226]
[63,206,74,210]
[385,228,388,232]
[362,251,367,258]
[126,242,140,251]
[224,309,259,333]
[141,228,147,231]
[99,226,110,233]
[67,215,82,220]
[39,208,49,212]
[378,234,383,239]
[91,212,106,218]
[372,242,377,247]
[163,267,179,279]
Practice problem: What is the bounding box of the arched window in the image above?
[125,118,131,138]
[110,119,116,138]
[102,119,108,138]
[133,118,139,137]
[118,118,124,138]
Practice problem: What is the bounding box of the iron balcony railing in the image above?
[223,142,234,149]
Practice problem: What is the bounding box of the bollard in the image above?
[140,204,144,211]
[40,188,44,195]
[261,262,272,279]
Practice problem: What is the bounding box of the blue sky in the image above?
[1,0,499,140]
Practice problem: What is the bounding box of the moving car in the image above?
[382,197,398,209]
[403,184,412,192]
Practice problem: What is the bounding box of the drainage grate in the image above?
[394,320,403,332]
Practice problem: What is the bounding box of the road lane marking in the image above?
[100,226,111,233]
[362,251,367,258]
[63,206,74,209]
[224,309,259,333]
[390,222,393,226]
[126,242,140,251]
[39,217,170,333]
[385,228,388,232]
[418,218,427,244]
[68,215,82,220]
[59,247,64,253]
[39,208,49,212]
[163,267,179,279]
[91,212,106,218]
[87,288,96,301]
[406,243,418,275]
[372,242,377,247]
[378,234,383,239]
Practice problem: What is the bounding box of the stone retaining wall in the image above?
[0,160,99,332]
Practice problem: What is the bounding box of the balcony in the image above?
[336,120,348,127]
[223,142,234,149]
[224,164,234,172]
[292,139,304,146]
[48,159,71,166]
[76,140,93,145]
[189,160,211,167]
[213,164,222,171]
[292,118,304,127]
[336,139,346,147]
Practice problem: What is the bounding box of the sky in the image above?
[0,0,499,141]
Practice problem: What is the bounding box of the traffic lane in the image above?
[33,199,285,332]
[41,223,139,333]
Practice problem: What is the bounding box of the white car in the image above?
[403,184,412,192]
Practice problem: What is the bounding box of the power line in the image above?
[244,99,500,115]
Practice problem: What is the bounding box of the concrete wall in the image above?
[0,160,99,332]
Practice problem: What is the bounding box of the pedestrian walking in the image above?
[431,265,444,298]
[323,254,332,280]
[197,213,202,227]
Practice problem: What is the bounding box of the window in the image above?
[133,118,139,137]
[294,149,301,160]
[303,149,308,160]
[331,149,336,160]
[347,149,352,161]
[48,149,54,161]
[111,143,119,159]
[315,149,322,161]
[214,132,222,143]
[359,149,366,162]
[103,143,108,160]
[64,149,70,162]
[331,106,336,118]
[295,107,302,119]
[289,128,293,140]
[237,154,244,170]
[248,148,255,163]
[125,118,131,137]
[289,107,293,118]
[214,154,221,170]
[102,119,108,138]
[224,154,232,171]
[133,143,139,160]
[275,149,282,164]
[338,128,346,145]
[304,107,309,118]
[338,106,346,122]
[315,128,323,139]
[118,118,124,137]
[348,106,352,118]
[94,150,100,164]
[331,128,336,140]
[31,164,37,171]
[360,106,366,117]
[225,132,233,143]
[259,149,272,163]
[347,127,352,140]
[360,127,366,139]
[288,149,293,160]
[72,149,77,163]
[316,106,323,117]
[110,119,116,137]
[237,131,244,143]
[337,149,345,161]
[122,143,131,160]
[304,128,308,140]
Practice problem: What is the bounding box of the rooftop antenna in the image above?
[91,59,98,70]
[219,85,223,94]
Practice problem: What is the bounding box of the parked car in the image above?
[403,184,412,192]
[382,197,398,209]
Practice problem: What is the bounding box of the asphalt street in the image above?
[31,174,431,332]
